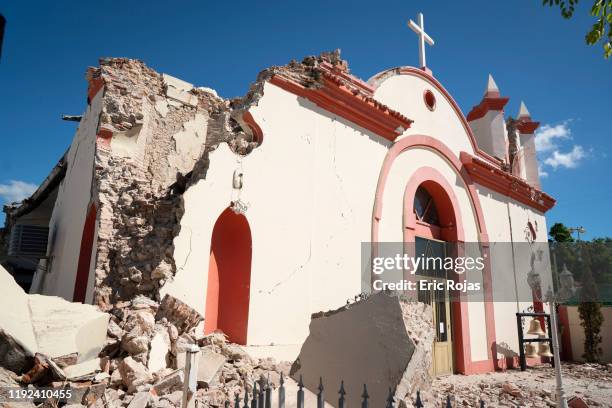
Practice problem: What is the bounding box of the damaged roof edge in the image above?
[2,151,68,220]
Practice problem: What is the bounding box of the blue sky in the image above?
[0,0,610,239]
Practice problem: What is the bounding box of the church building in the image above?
[2,14,555,376]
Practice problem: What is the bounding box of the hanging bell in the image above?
[526,318,546,336]
[525,343,539,358]
[538,342,554,358]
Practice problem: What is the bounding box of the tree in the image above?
[543,0,612,58]
[549,222,575,243]
[577,243,604,362]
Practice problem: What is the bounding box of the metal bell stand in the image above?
[516,312,554,371]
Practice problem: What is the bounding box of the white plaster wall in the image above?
[476,184,551,358]
[164,82,390,345]
[373,74,476,158]
[30,91,101,301]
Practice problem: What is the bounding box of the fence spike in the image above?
[258,378,265,408]
[480,399,485,408]
[225,399,230,408]
[265,374,272,408]
[297,375,305,408]
[278,373,285,408]
[243,387,250,408]
[252,382,258,408]
[361,384,369,408]
[415,390,423,408]
[338,380,346,408]
[386,387,395,408]
[446,395,452,408]
[234,393,240,408]
[317,377,324,408]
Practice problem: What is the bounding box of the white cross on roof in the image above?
[408,12,435,69]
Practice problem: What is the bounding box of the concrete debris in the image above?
[126,390,151,408]
[426,362,612,407]
[151,369,184,397]
[196,346,226,387]
[290,293,434,408]
[63,358,102,381]
[119,356,154,393]
[148,326,171,373]
[0,265,109,375]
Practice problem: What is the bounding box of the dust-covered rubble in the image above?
[424,362,612,407]
[0,288,292,408]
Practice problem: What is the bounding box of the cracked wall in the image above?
[35,52,401,347]
[165,64,394,346]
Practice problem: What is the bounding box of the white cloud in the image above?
[535,121,571,152]
[538,164,549,178]
[0,180,37,204]
[543,145,586,169]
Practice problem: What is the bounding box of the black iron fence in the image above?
[225,374,487,408]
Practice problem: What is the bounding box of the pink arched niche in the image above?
[73,202,98,303]
[204,207,252,345]
[372,135,497,374]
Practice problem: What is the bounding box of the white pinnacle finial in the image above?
[408,12,435,69]
[518,101,531,118]
[485,74,499,96]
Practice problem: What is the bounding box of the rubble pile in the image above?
[0,289,292,408]
[425,362,612,407]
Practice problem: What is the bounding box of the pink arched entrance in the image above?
[372,135,497,374]
[73,203,97,303]
[204,207,252,345]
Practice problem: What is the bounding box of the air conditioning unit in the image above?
[8,225,49,258]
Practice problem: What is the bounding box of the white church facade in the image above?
[3,16,556,377]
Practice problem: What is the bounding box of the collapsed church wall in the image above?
[32,52,394,347]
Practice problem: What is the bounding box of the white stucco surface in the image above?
[373,73,475,158]
[30,90,102,301]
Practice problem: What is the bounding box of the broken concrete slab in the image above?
[290,293,434,408]
[0,265,109,373]
[196,346,226,387]
[63,358,101,381]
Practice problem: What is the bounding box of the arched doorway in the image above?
[204,207,252,344]
[400,167,469,375]
[73,203,97,303]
